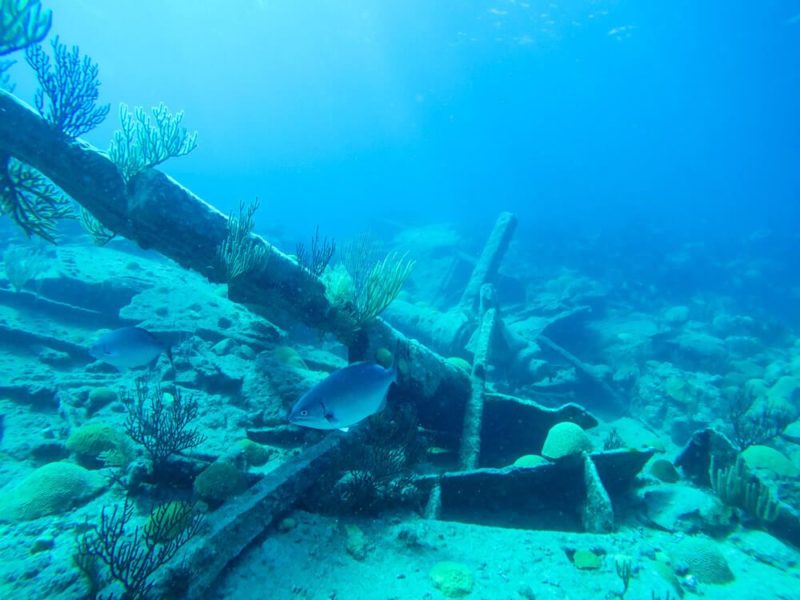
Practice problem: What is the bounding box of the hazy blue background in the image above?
[8,0,800,245]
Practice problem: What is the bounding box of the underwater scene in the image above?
[1,1,800,598]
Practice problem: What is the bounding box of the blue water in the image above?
[12,0,800,243]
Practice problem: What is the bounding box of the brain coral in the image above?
[742,445,798,478]
[0,462,104,521]
[668,535,734,584]
[766,376,799,420]
[66,422,132,468]
[512,454,548,468]
[541,422,593,460]
[194,462,247,507]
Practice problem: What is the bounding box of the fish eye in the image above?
[300,409,308,416]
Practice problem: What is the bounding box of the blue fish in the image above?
[0,414,4,447]
[89,327,172,371]
[288,362,396,431]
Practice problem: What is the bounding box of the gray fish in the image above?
[288,362,396,431]
[89,326,172,371]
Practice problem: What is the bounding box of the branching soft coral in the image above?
[0,59,15,92]
[217,197,270,282]
[108,102,198,182]
[0,0,51,57]
[325,234,416,329]
[0,152,74,242]
[75,497,202,600]
[123,378,206,476]
[25,35,110,137]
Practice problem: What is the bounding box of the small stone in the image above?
[31,536,55,554]
[572,549,602,570]
[345,524,369,561]
[429,561,473,597]
[277,517,297,533]
[87,387,118,414]
[211,338,238,356]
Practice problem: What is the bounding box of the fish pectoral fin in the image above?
[339,427,350,432]
[320,401,337,425]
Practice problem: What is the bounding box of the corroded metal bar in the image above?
[152,434,343,598]
[458,211,517,316]
[459,284,498,469]
[0,90,337,333]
